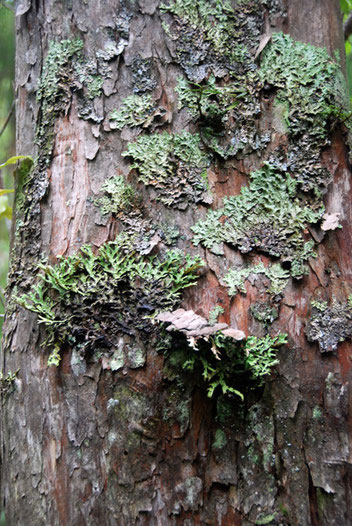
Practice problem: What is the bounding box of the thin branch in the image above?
[0,1,14,12]
[0,100,15,140]
[0,288,6,311]
[344,12,352,40]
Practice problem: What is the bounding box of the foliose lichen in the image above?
[192,163,320,277]
[96,175,136,216]
[122,131,209,207]
[109,94,165,130]
[16,235,203,365]
[224,261,290,296]
[260,32,350,196]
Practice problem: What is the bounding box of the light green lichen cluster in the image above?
[208,305,225,325]
[110,94,155,129]
[260,32,350,194]
[224,262,290,296]
[192,163,320,276]
[122,131,209,206]
[17,235,203,365]
[97,175,136,215]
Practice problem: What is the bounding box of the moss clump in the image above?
[110,94,158,130]
[250,303,278,326]
[16,236,203,364]
[122,131,209,207]
[192,163,320,276]
[260,32,350,196]
[96,175,136,216]
[224,262,290,296]
[167,330,287,399]
[306,300,352,353]
[208,305,225,326]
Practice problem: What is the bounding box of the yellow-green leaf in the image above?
[0,189,14,196]
[0,155,33,170]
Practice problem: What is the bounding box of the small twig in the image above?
[0,1,14,13]
[344,11,352,40]
[0,100,14,140]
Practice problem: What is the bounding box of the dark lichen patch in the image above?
[260,32,350,196]
[176,74,269,159]
[192,163,320,277]
[16,235,203,364]
[160,0,264,82]
[122,131,210,208]
[306,300,352,353]
[130,56,157,94]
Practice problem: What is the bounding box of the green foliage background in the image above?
[0,4,15,333]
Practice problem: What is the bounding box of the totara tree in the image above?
[1,0,351,524]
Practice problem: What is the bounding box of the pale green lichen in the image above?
[208,305,225,325]
[96,175,136,216]
[261,32,350,195]
[16,236,203,364]
[224,262,290,296]
[212,428,227,449]
[110,94,156,129]
[192,163,320,276]
[122,131,209,207]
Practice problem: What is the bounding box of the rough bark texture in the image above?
[1,0,352,525]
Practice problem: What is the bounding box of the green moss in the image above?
[168,330,287,400]
[224,262,290,296]
[255,513,277,525]
[122,131,209,207]
[110,94,156,129]
[192,163,320,277]
[96,175,136,216]
[16,235,203,364]
[212,428,227,449]
[0,370,18,397]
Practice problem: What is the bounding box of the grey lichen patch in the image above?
[16,235,203,364]
[260,32,350,196]
[192,163,320,277]
[122,131,210,208]
[306,300,352,353]
[96,175,136,216]
[224,262,290,296]
[109,94,166,130]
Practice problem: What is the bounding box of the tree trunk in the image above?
[1,1,351,525]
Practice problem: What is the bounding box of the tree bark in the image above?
[1,1,351,525]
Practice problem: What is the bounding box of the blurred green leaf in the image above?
[0,195,12,220]
[0,155,32,169]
